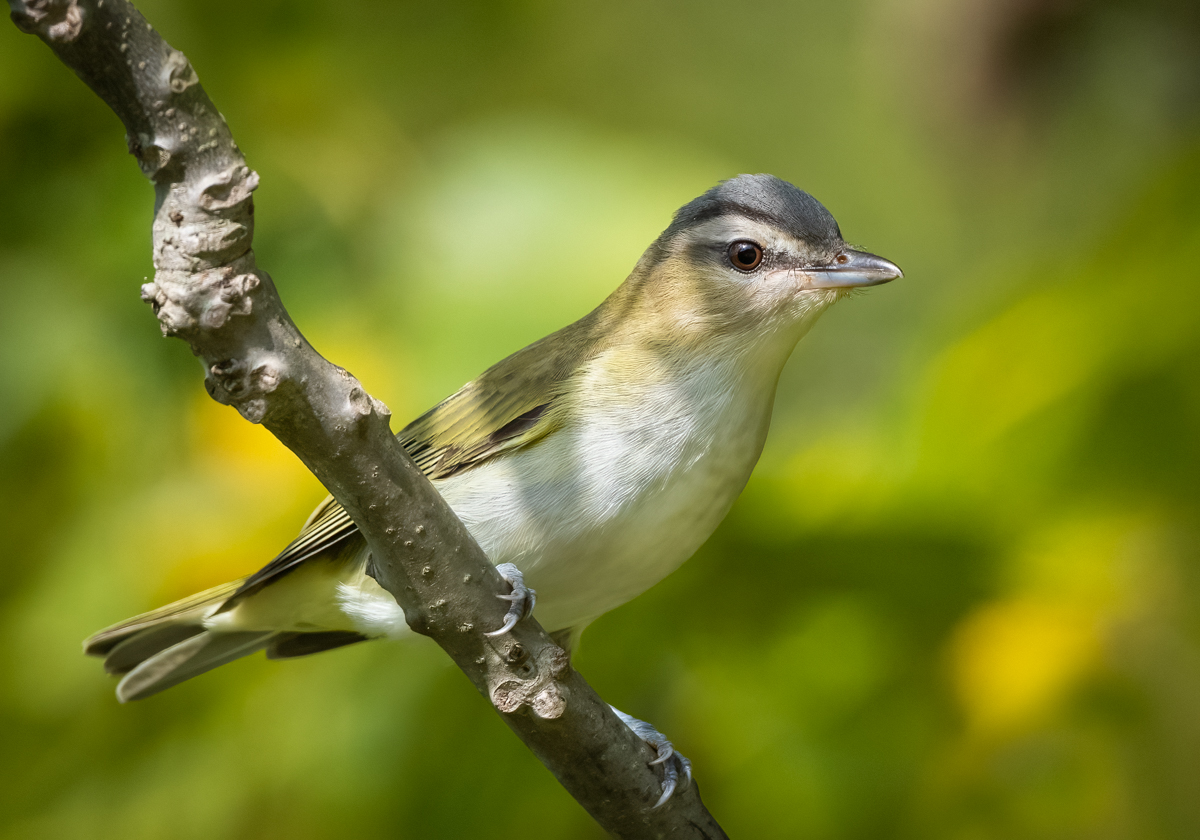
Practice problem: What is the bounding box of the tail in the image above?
[85,578,367,703]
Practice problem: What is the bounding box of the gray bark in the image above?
[7,0,729,837]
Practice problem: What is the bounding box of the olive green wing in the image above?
[398,326,589,479]
[220,315,603,607]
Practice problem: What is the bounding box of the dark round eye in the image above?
[835,253,850,265]
[727,240,763,271]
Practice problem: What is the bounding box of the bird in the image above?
[85,173,901,803]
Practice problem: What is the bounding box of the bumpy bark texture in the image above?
[9,0,729,837]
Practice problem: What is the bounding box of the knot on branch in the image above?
[154,165,258,269]
[198,163,258,213]
[491,643,570,720]
[162,49,198,95]
[141,263,260,335]
[127,132,175,181]
[10,0,83,42]
[204,358,280,423]
[346,381,392,432]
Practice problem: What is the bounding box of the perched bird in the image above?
[86,174,900,802]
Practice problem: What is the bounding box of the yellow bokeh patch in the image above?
[949,598,1099,736]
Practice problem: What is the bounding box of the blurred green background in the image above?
[3,0,1200,837]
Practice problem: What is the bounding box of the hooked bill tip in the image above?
[806,249,902,289]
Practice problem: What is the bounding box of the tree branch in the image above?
[8,0,729,836]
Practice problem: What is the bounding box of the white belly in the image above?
[338,352,777,637]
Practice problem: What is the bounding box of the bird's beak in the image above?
[803,249,903,289]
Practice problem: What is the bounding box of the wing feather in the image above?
[220,309,605,608]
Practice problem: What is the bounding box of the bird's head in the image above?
[620,174,901,358]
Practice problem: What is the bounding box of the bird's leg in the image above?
[484,562,537,637]
[610,706,693,808]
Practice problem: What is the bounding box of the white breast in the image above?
[335,346,782,638]
[432,348,777,632]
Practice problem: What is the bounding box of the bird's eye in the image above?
[835,253,850,265]
[727,241,763,272]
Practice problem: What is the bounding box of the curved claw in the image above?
[483,613,519,638]
[651,747,691,808]
[611,705,693,808]
[654,776,677,810]
[485,562,536,637]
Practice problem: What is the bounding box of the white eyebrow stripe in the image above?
[682,216,818,259]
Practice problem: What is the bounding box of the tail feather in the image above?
[103,624,206,675]
[85,570,377,701]
[84,580,244,657]
[116,631,276,703]
[86,580,270,702]
[266,630,368,659]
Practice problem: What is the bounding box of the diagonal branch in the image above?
[7,0,728,837]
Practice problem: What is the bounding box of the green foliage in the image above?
[2,1,1198,837]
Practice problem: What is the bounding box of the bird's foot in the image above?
[611,706,692,808]
[484,562,537,637]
